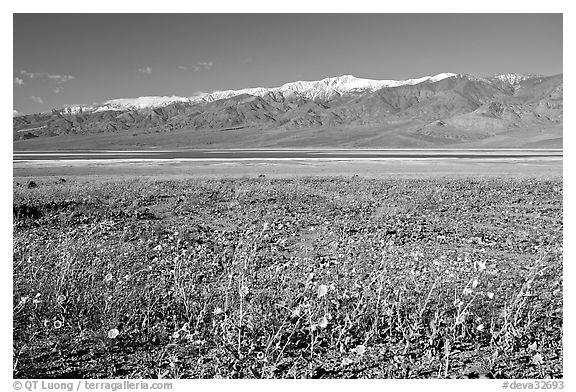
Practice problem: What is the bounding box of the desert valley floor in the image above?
[13,148,562,378]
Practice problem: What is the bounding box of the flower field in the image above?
[13,176,563,378]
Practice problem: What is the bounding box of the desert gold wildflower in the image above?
[354,344,366,356]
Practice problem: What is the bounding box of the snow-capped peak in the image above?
[102,96,195,110]
[280,73,457,97]
[428,73,459,83]
[491,73,541,85]
[52,97,196,115]
[59,105,94,115]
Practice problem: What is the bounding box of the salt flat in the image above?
[13,149,562,179]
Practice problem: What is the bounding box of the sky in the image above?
[13,13,562,114]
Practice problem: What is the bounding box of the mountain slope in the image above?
[13,72,562,148]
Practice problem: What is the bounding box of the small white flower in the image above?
[476,259,487,272]
[354,344,366,356]
[213,307,223,315]
[476,324,485,332]
[487,292,495,300]
[531,353,544,365]
[108,328,119,339]
[291,306,301,318]
[455,313,466,325]
[342,357,353,366]
[317,284,328,298]
[472,278,479,288]
[318,316,328,329]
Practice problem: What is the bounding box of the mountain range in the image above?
[13,72,563,149]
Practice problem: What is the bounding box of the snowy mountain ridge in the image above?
[200,73,458,103]
[57,73,459,113]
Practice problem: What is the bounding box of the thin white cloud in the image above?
[53,86,64,94]
[178,61,214,72]
[47,74,75,83]
[241,57,254,64]
[20,70,75,84]
[192,61,213,72]
[14,77,24,86]
[30,96,44,105]
[138,66,152,74]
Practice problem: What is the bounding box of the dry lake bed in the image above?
[13,149,562,178]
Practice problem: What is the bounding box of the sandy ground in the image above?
[13,158,562,179]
